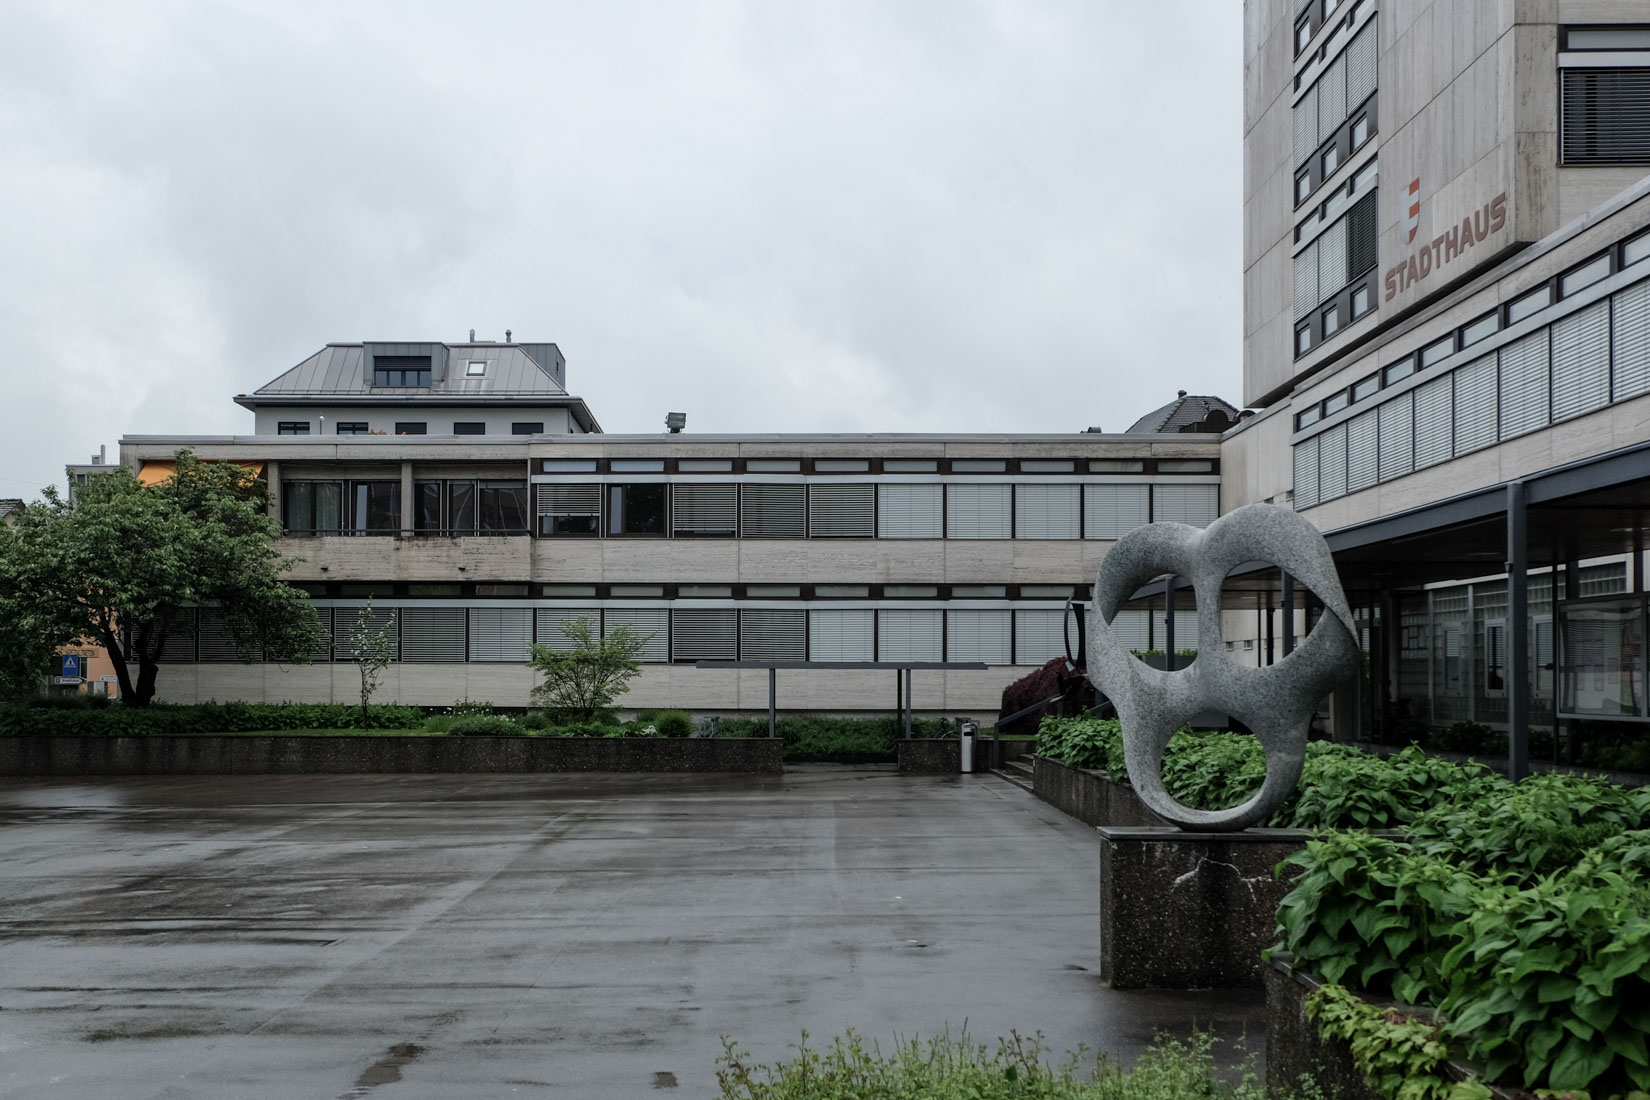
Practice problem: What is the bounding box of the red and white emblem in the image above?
[1406,178,1421,243]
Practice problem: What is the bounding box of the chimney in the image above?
[469,328,475,341]
[1177,390,1187,398]
[505,329,513,342]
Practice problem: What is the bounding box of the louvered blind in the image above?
[809,609,874,662]
[945,484,1012,539]
[1084,484,1149,539]
[1614,281,1650,400]
[198,608,242,662]
[1152,483,1219,526]
[1172,609,1200,652]
[1347,191,1378,277]
[671,608,736,662]
[740,483,805,539]
[1454,356,1498,455]
[738,609,806,661]
[332,605,400,662]
[672,483,737,536]
[1318,54,1346,144]
[1013,484,1079,539]
[603,608,669,662]
[534,607,601,652]
[1377,391,1414,481]
[1012,609,1065,666]
[1319,421,1349,501]
[1498,330,1551,439]
[807,483,876,538]
[1561,69,1650,166]
[946,609,1011,664]
[466,607,532,662]
[1293,436,1320,509]
[877,483,942,539]
[1105,607,1151,653]
[536,484,600,519]
[1552,300,1610,421]
[1346,410,1378,493]
[1294,83,1319,167]
[400,607,466,662]
[878,609,942,661]
[1346,20,1377,106]
[159,609,198,662]
[1295,241,1320,320]
[1414,375,1454,467]
[1318,218,1348,301]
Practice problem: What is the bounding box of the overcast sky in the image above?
[0,1,1242,497]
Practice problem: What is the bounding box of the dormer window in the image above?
[466,360,486,376]
[373,355,432,387]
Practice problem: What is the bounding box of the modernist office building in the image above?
[1229,0,1650,771]
[124,339,1231,716]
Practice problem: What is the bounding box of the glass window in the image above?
[478,481,528,532]
[1384,357,1415,385]
[1507,285,1552,324]
[1624,231,1650,268]
[408,583,461,596]
[1561,254,1612,297]
[336,422,369,435]
[1322,303,1341,337]
[414,481,442,532]
[1325,390,1349,414]
[678,585,733,597]
[1296,406,1322,429]
[1020,460,1074,473]
[1016,586,1067,598]
[611,585,665,596]
[952,459,1007,473]
[476,584,529,596]
[608,484,666,534]
[373,356,432,387]
[395,422,427,435]
[1566,27,1650,50]
[542,459,597,473]
[283,481,313,534]
[1157,459,1214,473]
[612,459,665,473]
[1560,598,1644,716]
[1296,170,1312,204]
[1352,374,1379,401]
[1351,159,1378,193]
[1321,144,1339,177]
[1295,16,1312,54]
[745,585,801,597]
[466,360,486,376]
[1297,323,1313,355]
[953,585,1008,597]
[542,584,599,596]
[679,459,733,472]
[339,582,394,597]
[1460,312,1499,347]
[884,585,938,597]
[352,481,400,534]
[1420,336,1455,368]
[453,422,486,435]
[884,459,938,472]
[815,585,869,597]
[815,459,869,472]
[747,459,801,472]
[1089,459,1145,472]
[512,422,544,435]
[1351,114,1369,148]
[1351,284,1372,317]
[448,481,476,533]
[277,422,310,435]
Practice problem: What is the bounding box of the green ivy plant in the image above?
[1305,984,1489,1100]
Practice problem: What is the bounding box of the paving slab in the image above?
[0,766,1264,1099]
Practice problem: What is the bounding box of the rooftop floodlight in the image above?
[665,412,687,434]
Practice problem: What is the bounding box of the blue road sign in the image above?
[60,654,81,679]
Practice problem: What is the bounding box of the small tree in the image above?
[346,597,397,727]
[529,616,649,722]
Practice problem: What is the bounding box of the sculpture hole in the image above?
[1107,574,1197,672]
[1220,563,1328,668]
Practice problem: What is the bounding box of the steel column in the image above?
[1282,573,1296,656]
[1506,482,1530,781]
[768,668,777,739]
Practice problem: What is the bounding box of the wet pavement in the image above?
[0,766,1264,1099]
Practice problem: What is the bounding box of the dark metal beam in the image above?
[1507,482,1530,781]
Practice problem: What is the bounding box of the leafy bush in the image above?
[1305,985,1473,1100]
[518,711,552,731]
[638,709,694,738]
[450,715,525,736]
[1273,746,1501,832]
[1035,716,1124,774]
[449,699,495,718]
[0,700,426,735]
[713,716,955,763]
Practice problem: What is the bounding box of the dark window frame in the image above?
[453,422,486,435]
[335,422,369,435]
[512,422,545,436]
[277,421,310,436]
[394,422,427,435]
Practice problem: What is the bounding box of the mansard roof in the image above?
[244,341,568,399]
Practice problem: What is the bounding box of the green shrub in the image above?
[639,709,694,738]
[1035,716,1123,774]
[518,711,552,731]
[1305,985,1470,1100]
[0,701,426,736]
[449,699,494,717]
[450,715,524,736]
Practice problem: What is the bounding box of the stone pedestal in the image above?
[1097,826,1310,989]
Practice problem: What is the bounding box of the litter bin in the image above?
[959,720,978,773]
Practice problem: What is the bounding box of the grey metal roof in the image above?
[250,343,568,397]
[1125,393,1242,434]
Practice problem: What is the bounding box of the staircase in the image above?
[992,753,1036,793]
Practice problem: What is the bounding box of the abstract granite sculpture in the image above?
[1086,503,1358,832]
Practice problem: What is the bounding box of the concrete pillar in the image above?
[400,461,415,538]
[265,460,282,524]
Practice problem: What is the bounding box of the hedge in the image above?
[0,701,427,736]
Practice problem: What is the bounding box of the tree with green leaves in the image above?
[529,616,650,722]
[346,598,397,727]
[0,524,65,701]
[2,451,326,706]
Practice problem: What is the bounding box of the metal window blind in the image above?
[671,608,736,662]
[877,609,942,661]
[1013,484,1079,540]
[1498,330,1551,440]
[808,609,874,662]
[159,609,198,663]
[1295,240,1320,319]
[738,609,806,661]
[1012,609,1065,666]
[672,483,737,536]
[1317,422,1348,501]
[807,483,876,538]
[876,484,943,539]
[1318,217,1348,301]
[400,607,466,662]
[1319,54,1347,143]
[1453,355,1498,455]
[1294,83,1319,167]
[1152,483,1219,527]
[535,484,600,520]
[197,608,242,663]
[331,606,400,662]
[1551,299,1610,421]
[466,607,532,662]
[1347,191,1378,277]
[1614,280,1650,400]
[739,483,805,539]
[534,607,601,652]
[1414,375,1454,468]
[1108,608,1151,653]
[945,484,1012,539]
[1172,610,1200,651]
[1293,436,1320,509]
[1377,391,1413,481]
[1346,410,1378,493]
[1346,20,1377,106]
[1561,69,1650,166]
[947,609,1011,664]
[603,608,669,662]
[1084,483,1149,539]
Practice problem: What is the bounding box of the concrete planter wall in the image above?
[897,738,961,774]
[0,735,784,776]
[1031,756,1167,827]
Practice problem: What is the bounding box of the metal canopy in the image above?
[693,661,990,740]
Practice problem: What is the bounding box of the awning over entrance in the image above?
[137,459,267,486]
